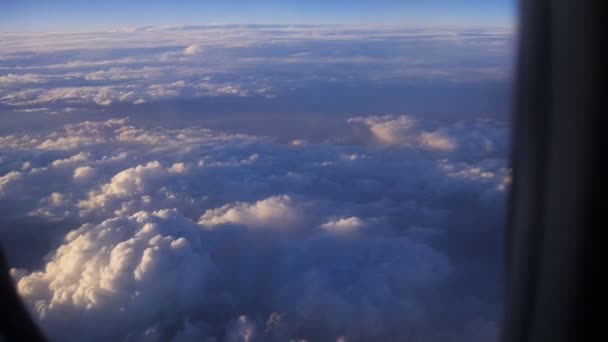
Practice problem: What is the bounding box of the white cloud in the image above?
[12,206,453,342]
[418,131,457,151]
[350,115,418,146]
[0,116,507,341]
[52,152,90,167]
[321,216,364,233]
[0,171,22,195]
[73,166,96,181]
[14,210,211,341]
[349,115,458,151]
[78,161,169,214]
[183,44,204,55]
[199,195,300,229]
[45,192,66,206]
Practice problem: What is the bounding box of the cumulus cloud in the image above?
[418,131,458,151]
[199,195,301,229]
[13,206,454,342]
[0,115,510,341]
[183,44,204,55]
[52,152,90,167]
[0,171,21,194]
[73,166,96,181]
[320,216,364,233]
[349,115,511,164]
[79,161,167,209]
[13,210,211,341]
[349,115,457,151]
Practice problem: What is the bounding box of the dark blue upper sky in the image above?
[1,0,514,31]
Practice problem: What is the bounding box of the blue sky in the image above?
[1,0,514,31]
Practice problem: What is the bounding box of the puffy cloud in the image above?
[45,192,66,206]
[0,171,21,195]
[320,216,364,233]
[73,166,96,181]
[14,210,212,341]
[92,161,165,197]
[349,115,457,151]
[13,206,454,342]
[418,131,458,152]
[77,161,176,216]
[52,152,90,167]
[183,44,204,55]
[349,115,509,160]
[350,115,418,146]
[1,115,507,341]
[199,195,300,229]
[36,119,128,150]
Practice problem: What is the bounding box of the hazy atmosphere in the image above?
[1,1,514,341]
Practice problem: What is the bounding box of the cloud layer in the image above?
[1,25,513,112]
[0,23,513,342]
[1,114,508,342]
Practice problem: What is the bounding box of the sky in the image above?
[1,0,515,31]
[1,2,515,341]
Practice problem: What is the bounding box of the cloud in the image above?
[183,44,204,55]
[0,73,47,85]
[418,131,458,151]
[349,115,510,161]
[0,23,515,340]
[320,216,364,233]
[199,195,301,229]
[73,166,96,181]
[13,206,454,342]
[0,26,513,108]
[348,115,457,151]
[52,152,90,167]
[350,115,418,146]
[0,171,21,195]
[13,209,212,341]
[0,115,510,341]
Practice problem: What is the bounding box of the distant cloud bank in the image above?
[1,25,513,111]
